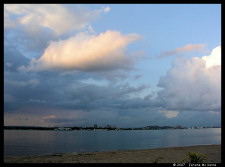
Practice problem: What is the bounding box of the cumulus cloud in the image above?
[157,44,205,58]
[4,4,109,36]
[156,46,221,113]
[19,31,142,72]
[4,4,111,58]
[202,46,221,68]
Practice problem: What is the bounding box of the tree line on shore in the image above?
[4,125,220,131]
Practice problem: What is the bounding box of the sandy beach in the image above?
[4,144,221,163]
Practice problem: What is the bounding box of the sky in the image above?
[4,4,221,128]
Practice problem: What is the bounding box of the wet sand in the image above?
[4,144,221,163]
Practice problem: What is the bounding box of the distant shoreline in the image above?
[4,144,221,163]
[4,126,221,131]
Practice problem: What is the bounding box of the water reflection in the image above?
[4,128,221,156]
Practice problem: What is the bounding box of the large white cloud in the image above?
[202,46,221,69]
[157,46,221,113]
[19,31,142,72]
[4,4,110,36]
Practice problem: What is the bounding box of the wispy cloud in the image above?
[157,44,206,58]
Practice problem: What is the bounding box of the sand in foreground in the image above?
[4,144,221,163]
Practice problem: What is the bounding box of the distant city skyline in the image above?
[4,124,221,130]
[4,4,221,127]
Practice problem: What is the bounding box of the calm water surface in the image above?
[4,128,221,156]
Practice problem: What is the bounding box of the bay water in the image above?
[4,128,221,156]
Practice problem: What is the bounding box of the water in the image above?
[4,128,221,156]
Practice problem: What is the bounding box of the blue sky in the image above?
[4,4,221,127]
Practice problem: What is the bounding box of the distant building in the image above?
[106,124,111,129]
[105,124,116,130]
[94,124,97,129]
[175,125,182,129]
[54,127,72,131]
